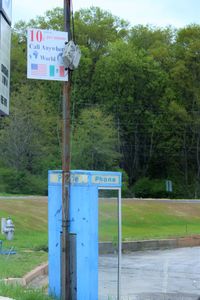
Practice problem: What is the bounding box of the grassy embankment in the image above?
[100,199,200,241]
[0,197,48,279]
[1,197,200,279]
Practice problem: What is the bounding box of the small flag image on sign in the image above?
[59,66,65,77]
[31,64,47,76]
[49,65,55,77]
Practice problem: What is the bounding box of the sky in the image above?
[12,0,200,28]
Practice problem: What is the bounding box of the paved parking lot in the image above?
[99,247,200,300]
[29,246,200,299]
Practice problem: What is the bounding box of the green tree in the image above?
[6,7,200,197]
[170,25,200,195]
[92,40,168,183]
[74,7,129,53]
[0,85,61,175]
[71,108,120,170]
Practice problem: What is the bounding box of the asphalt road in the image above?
[99,247,200,300]
[125,198,200,204]
[1,196,200,204]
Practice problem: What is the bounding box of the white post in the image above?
[118,188,122,300]
[1,218,6,234]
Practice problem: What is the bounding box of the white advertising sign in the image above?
[0,0,12,23]
[27,29,68,81]
[0,14,11,115]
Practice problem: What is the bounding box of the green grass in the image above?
[0,197,48,279]
[99,199,200,241]
[0,283,54,300]
[0,251,47,278]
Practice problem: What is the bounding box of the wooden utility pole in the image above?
[61,0,71,299]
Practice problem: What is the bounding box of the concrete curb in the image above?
[23,262,48,285]
[99,235,200,254]
[3,262,48,287]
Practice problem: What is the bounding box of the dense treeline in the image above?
[1,7,200,198]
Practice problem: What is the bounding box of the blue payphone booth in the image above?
[48,170,122,300]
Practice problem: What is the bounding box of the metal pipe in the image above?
[70,233,77,299]
[118,188,122,300]
[61,0,71,299]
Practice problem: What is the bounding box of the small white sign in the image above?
[0,0,12,23]
[27,28,68,81]
[49,173,89,185]
[0,14,11,116]
[49,173,62,184]
[71,174,88,185]
[91,175,120,185]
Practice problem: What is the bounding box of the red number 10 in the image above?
[30,30,43,42]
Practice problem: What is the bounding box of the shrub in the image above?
[132,177,172,198]
[0,168,47,195]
